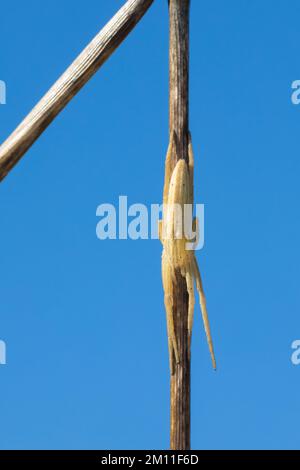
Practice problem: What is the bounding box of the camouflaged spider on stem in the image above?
[159,133,216,374]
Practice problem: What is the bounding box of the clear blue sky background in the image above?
[0,0,299,450]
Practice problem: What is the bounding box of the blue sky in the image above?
[0,0,300,450]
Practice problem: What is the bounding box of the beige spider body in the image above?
[159,134,216,373]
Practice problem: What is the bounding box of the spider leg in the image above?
[162,254,180,371]
[164,292,179,371]
[186,269,195,356]
[158,220,163,244]
[192,255,217,370]
[163,132,176,208]
[193,217,199,249]
[167,336,175,375]
[188,132,194,206]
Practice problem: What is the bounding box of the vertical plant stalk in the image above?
[168,0,191,450]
